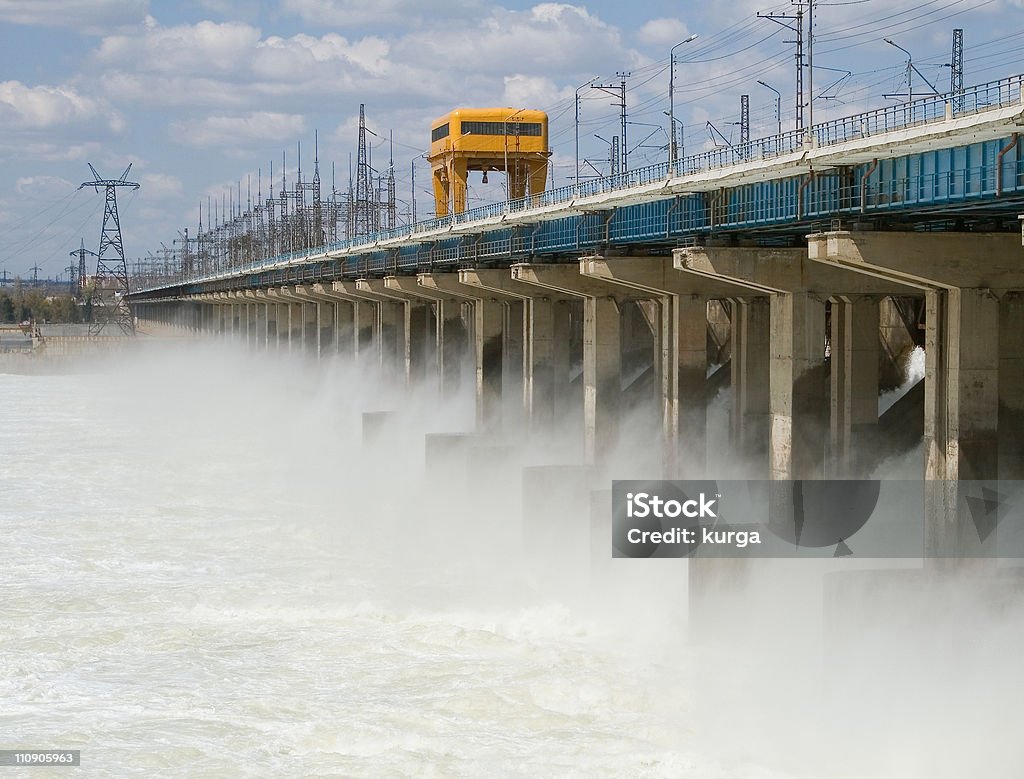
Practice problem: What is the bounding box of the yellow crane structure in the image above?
[428,108,550,217]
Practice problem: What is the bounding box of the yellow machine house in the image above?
[428,108,550,217]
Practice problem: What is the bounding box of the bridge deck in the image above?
[133,75,1024,297]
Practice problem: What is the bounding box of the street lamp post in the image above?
[757,79,782,136]
[575,76,598,190]
[885,38,914,104]
[662,111,686,168]
[668,33,699,166]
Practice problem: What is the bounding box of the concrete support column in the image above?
[258,302,269,348]
[830,296,880,476]
[503,300,526,427]
[406,302,431,385]
[437,299,467,395]
[581,257,740,476]
[331,282,381,363]
[925,287,1001,555]
[476,298,504,431]
[301,299,317,354]
[343,284,402,376]
[551,300,574,419]
[333,297,356,356]
[513,263,634,464]
[376,299,402,373]
[770,291,827,480]
[1000,292,1024,479]
[674,295,709,476]
[525,298,566,430]
[365,277,432,386]
[354,300,375,361]
[257,293,278,348]
[583,296,621,463]
[731,297,771,465]
[457,268,555,430]
[315,299,335,357]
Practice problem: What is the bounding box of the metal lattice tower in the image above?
[69,238,96,300]
[312,133,324,245]
[354,104,375,237]
[951,29,964,113]
[266,160,278,259]
[79,163,139,335]
[740,94,750,145]
[278,153,290,255]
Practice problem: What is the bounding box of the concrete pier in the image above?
[418,272,516,432]
[675,246,916,480]
[808,230,1024,556]
[330,281,378,362]
[580,256,741,476]
[512,263,632,465]
[458,268,564,432]
[411,276,471,396]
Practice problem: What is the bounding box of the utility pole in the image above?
[592,73,630,174]
[410,159,417,225]
[79,163,139,335]
[740,94,750,145]
[387,131,397,230]
[758,6,805,130]
[950,28,964,113]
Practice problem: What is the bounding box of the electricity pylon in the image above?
[80,163,139,335]
[69,238,97,300]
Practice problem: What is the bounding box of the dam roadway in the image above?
[130,75,1024,563]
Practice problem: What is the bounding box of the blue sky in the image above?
[0,0,1019,281]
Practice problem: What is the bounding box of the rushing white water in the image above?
[2,343,1022,778]
[0,346,746,778]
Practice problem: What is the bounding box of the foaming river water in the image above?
[0,346,766,778]
[5,345,1020,778]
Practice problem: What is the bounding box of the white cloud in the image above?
[13,175,75,196]
[95,20,262,76]
[89,6,642,112]
[139,172,184,198]
[0,81,109,129]
[502,75,560,107]
[281,0,483,26]
[169,112,306,148]
[637,18,690,48]
[0,0,149,32]
[397,4,639,76]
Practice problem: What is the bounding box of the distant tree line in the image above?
[0,286,87,324]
